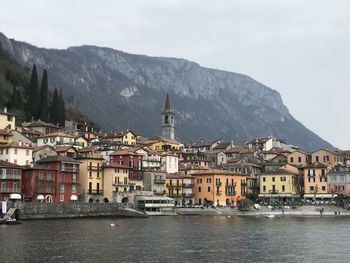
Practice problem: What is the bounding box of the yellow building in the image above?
[103,163,130,203]
[259,169,298,203]
[192,169,247,206]
[165,173,195,206]
[103,130,137,146]
[140,136,180,151]
[0,129,13,144]
[165,173,183,199]
[75,147,104,202]
[75,136,89,148]
[0,107,15,130]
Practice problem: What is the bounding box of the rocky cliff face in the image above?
[0,32,332,150]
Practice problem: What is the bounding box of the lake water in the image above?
[0,216,349,263]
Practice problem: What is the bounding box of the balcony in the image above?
[226,191,236,196]
[182,183,194,188]
[215,191,223,196]
[166,184,182,189]
[182,193,194,198]
[153,190,165,195]
[0,175,21,180]
[88,166,102,171]
[87,189,103,195]
[216,182,222,187]
[61,167,78,173]
[113,182,128,187]
[154,178,166,184]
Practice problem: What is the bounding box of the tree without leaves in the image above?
[39,69,49,120]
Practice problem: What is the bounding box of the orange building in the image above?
[303,162,332,200]
[191,169,247,206]
[311,149,341,169]
[287,150,309,167]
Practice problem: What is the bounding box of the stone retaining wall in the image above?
[13,203,147,219]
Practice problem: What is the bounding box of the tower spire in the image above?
[165,93,170,111]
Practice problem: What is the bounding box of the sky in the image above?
[1,0,350,149]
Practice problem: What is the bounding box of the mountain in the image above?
[0,32,332,151]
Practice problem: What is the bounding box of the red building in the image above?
[0,160,22,201]
[37,156,80,203]
[109,149,143,180]
[22,164,57,202]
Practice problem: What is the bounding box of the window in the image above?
[206,178,211,183]
[310,186,315,191]
[60,194,64,202]
[272,185,276,191]
[13,169,18,179]
[208,186,211,192]
[272,177,275,182]
[61,173,64,182]
[198,187,201,193]
[320,178,327,182]
[14,159,17,165]
[1,183,6,192]
[321,186,326,191]
[308,178,315,182]
[263,185,266,192]
[280,177,286,182]
[72,174,76,183]
[26,150,29,156]
[72,184,76,193]
[89,182,92,193]
[290,157,294,163]
[282,185,285,192]
[39,171,43,180]
[262,177,266,182]
[14,149,17,155]
[298,157,301,162]
[316,156,319,162]
[13,183,17,192]
[60,184,65,193]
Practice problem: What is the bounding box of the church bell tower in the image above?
[161,93,175,140]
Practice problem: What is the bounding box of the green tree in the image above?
[49,88,60,125]
[39,69,49,120]
[26,64,40,118]
[58,88,66,126]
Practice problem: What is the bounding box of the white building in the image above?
[37,132,76,147]
[161,153,178,173]
[0,107,15,130]
[0,142,33,165]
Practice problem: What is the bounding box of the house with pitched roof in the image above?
[0,107,15,130]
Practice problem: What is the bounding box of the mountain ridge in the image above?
[0,32,332,151]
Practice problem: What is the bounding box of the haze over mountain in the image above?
[0,32,332,151]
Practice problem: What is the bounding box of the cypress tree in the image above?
[39,69,49,120]
[58,88,66,126]
[49,88,60,125]
[26,64,40,118]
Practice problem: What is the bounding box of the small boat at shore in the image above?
[265,213,276,219]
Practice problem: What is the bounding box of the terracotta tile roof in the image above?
[0,142,32,149]
[311,148,336,155]
[23,120,59,129]
[0,160,22,168]
[78,146,97,153]
[304,162,328,168]
[0,129,12,136]
[38,132,75,139]
[37,155,79,163]
[179,165,210,171]
[192,139,221,148]
[102,162,130,169]
[22,128,43,136]
[191,168,247,177]
[33,145,55,153]
[166,172,187,179]
[55,146,77,153]
[109,149,142,156]
[261,169,298,176]
[22,164,56,171]
[142,136,180,145]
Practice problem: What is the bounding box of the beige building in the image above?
[0,107,15,130]
[103,163,130,203]
[311,149,341,169]
[75,148,104,202]
[287,150,309,167]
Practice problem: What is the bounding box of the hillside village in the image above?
[0,94,349,214]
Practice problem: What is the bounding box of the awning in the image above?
[259,194,294,198]
[9,193,21,200]
[70,195,78,201]
[303,194,336,198]
[37,194,45,200]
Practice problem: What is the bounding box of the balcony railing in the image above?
[166,184,182,189]
[0,175,21,180]
[182,193,194,198]
[113,182,128,187]
[182,183,194,188]
[216,182,222,187]
[87,189,103,195]
[61,167,78,173]
[88,166,102,171]
[154,178,166,184]
[226,191,236,196]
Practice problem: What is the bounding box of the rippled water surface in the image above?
[1,216,349,262]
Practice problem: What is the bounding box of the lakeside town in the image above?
[1,94,350,218]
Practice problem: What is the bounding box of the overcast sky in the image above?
[2,0,350,149]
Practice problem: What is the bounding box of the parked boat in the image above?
[264,213,276,219]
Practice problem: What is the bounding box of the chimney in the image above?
[4,107,7,113]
